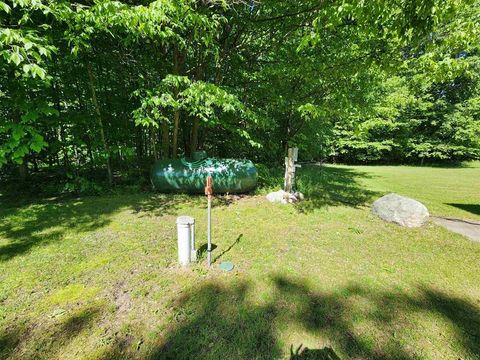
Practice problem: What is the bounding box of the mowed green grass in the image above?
[0,163,479,359]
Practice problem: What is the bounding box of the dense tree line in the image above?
[1,0,479,190]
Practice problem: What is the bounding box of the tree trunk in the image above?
[282,115,292,154]
[190,57,205,154]
[11,74,29,181]
[172,46,183,158]
[53,65,70,172]
[13,113,28,181]
[161,122,170,158]
[151,126,158,160]
[18,163,28,181]
[172,110,181,158]
[87,139,95,171]
[136,126,144,161]
[191,118,200,154]
[59,125,69,170]
[32,156,39,172]
[86,61,113,185]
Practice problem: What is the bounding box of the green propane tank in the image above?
[151,154,257,193]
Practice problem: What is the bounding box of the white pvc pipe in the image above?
[177,216,193,266]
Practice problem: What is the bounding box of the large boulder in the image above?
[372,193,429,227]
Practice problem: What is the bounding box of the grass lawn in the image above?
[1,163,479,359]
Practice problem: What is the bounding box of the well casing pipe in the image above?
[176,216,194,266]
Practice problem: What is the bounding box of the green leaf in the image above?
[30,64,46,79]
[21,111,39,122]
[0,1,11,13]
[12,145,29,162]
[22,64,31,74]
[10,52,23,66]
[12,126,25,141]
[30,134,47,152]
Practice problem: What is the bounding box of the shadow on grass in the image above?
[0,190,255,263]
[420,288,480,357]
[295,165,380,213]
[96,276,480,359]
[197,234,243,263]
[130,194,199,217]
[290,344,340,359]
[213,234,243,264]
[0,194,191,262]
[134,193,245,214]
[415,162,474,169]
[149,281,281,360]
[0,303,104,359]
[446,203,480,216]
[0,165,379,261]
[197,243,218,260]
[2,275,479,359]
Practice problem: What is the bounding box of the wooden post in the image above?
[284,148,298,194]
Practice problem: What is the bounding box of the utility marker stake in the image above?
[205,176,213,267]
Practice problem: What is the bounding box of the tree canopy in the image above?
[1,0,479,189]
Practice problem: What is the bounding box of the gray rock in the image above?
[294,191,305,201]
[372,193,429,227]
[266,190,304,204]
[266,190,288,204]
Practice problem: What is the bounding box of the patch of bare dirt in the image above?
[113,282,132,314]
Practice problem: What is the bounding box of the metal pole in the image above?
[205,176,213,267]
[207,195,212,267]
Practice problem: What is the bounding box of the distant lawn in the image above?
[1,163,479,359]
[335,161,480,221]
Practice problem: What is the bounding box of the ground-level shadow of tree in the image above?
[294,165,380,213]
[0,303,104,359]
[419,288,480,357]
[147,281,281,360]
[0,193,191,262]
[446,203,480,217]
[289,344,341,359]
[275,277,480,359]
[97,275,479,360]
[2,275,477,359]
